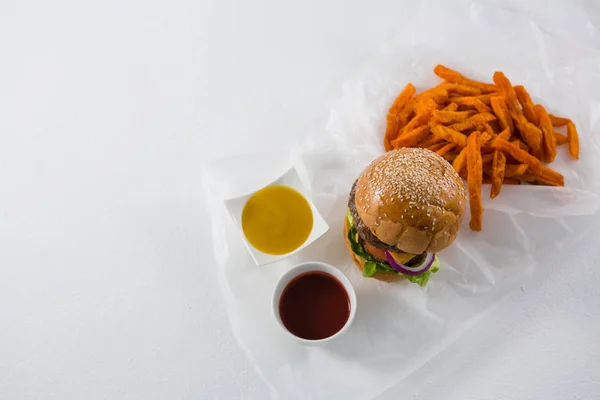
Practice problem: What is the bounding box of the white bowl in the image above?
[223,167,329,266]
[272,261,357,346]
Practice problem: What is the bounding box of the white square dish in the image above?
[223,167,329,266]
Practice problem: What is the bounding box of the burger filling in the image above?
[347,181,440,287]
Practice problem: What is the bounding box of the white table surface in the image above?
[1,0,599,399]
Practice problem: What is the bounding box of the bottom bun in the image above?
[343,217,405,283]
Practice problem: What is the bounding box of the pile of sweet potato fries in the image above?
[383,64,579,231]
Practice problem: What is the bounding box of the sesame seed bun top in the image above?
[354,148,467,254]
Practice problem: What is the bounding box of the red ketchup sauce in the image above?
[279,271,350,340]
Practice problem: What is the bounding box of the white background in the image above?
[1,0,599,399]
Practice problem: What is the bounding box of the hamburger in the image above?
[344,148,467,286]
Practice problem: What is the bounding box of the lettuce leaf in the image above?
[403,256,440,287]
[346,210,354,226]
[362,261,377,277]
[346,209,440,286]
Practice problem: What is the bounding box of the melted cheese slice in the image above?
[388,251,416,265]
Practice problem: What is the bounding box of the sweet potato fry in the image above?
[554,131,568,145]
[417,88,448,105]
[510,138,529,152]
[491,138,542,172]
[452,147,468,174]
[391,125,430,149]
[492,71,520,113]
[439,83,482,96]
[504,164,528,178]
[384,116,396,151]
[471,112,498,124]
[397,98,417,131]
[384,83,417,150]
[511,112,543,159]
[514,85,538,124]
[550,114,570,127]
[430,124,468,148]
[534,104,556,163]
[538,175,564,187]
[434,64,497,93]
[448,113,496,132]
[471,99,492,114]
[443,102,459,111]
[399,99,436,135]
[522,167,564,187]
[490,150,506,199]
[416,96,437,113]
[567,121,580,160]
[436,143,456,157]
[451,94,494,106]
[432,110,475,124]
[538,165,565,186]
[490,96,514,133]
[389,83,416,115]
[467,131,483,231]
[493,74,542,159]
[449,96,492,113]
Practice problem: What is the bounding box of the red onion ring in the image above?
[384,251,435,276]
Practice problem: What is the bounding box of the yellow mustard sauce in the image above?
[241,185,313,255]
